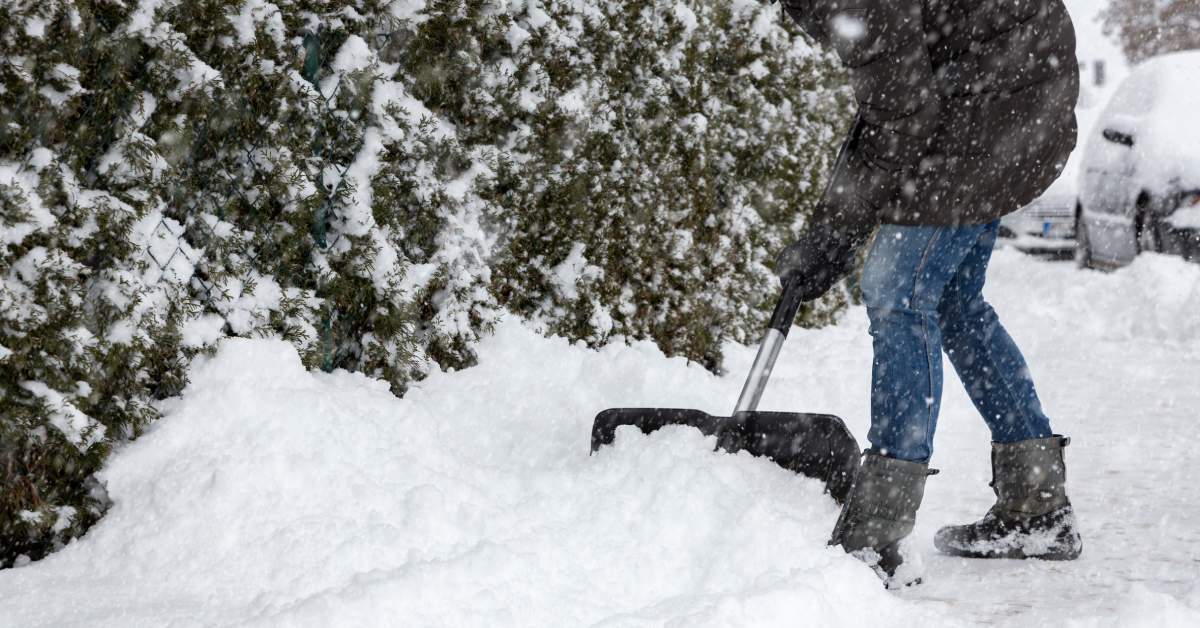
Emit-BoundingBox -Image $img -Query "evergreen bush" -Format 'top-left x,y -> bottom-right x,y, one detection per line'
474,0 -> 852,371
0,0 -> 849,566
0,0 -> 494,566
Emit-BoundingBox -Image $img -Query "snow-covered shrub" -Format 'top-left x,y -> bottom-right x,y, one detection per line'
428,0 -> 852,371
1,1 -> 189,564
0,0 -> 494,566
150,1 -> 495,386
1,0 -> 848,565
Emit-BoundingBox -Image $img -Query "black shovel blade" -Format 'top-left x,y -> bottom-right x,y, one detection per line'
591,408 -> 860,504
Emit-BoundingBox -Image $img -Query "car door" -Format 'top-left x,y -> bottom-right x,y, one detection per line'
1083,116 -> 1141,264
1080,70 -> 1157,266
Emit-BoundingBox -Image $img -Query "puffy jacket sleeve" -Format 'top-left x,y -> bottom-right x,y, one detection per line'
784,0 -> 941,230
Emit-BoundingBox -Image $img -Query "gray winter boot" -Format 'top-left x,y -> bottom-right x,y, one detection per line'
829,451 -> 935,587
934,435 -> 1082,560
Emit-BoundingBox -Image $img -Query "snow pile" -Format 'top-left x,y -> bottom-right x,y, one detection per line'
986,248 -> 1200,346
0,334 -> 940,627
2,251 -> 1199,626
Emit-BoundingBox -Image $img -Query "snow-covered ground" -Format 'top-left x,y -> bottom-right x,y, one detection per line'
2,250 -> 1199,627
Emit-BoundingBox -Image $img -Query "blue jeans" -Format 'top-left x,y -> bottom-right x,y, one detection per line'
860,221 -> 1053,462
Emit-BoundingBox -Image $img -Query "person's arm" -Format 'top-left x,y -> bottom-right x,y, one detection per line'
776,0 -> 940,296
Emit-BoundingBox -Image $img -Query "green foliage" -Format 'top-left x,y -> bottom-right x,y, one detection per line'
1,0 -> 184,567
0,0 -> 487,567
1,0 -> 849,566
470,0 -> 853,371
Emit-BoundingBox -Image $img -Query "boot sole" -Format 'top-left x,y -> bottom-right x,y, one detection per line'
934,535 -> 1082,561
934,505 -> 1082,561
935,546 -> 1082,560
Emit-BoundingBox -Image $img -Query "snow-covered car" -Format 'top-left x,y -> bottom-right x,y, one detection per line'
1075,51 -> 1200,268
998,171 -> 1077,255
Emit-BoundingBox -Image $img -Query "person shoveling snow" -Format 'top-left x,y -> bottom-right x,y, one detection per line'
773,0 -> 1085,586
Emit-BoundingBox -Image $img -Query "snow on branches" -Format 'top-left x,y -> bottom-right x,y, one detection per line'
0,0 -> 848,566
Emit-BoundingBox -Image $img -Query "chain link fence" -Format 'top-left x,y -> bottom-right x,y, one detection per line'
139,27 -> 362,372
1,5 -> 439,566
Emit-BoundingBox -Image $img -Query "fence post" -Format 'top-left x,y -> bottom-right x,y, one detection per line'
302,30 -> 337,373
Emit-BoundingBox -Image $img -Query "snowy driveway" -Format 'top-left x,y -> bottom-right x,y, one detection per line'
905,256 -> 1200,623
0,250 -> 1198,627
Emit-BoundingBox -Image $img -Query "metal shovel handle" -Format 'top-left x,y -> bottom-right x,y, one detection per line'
733,277 -> 807,413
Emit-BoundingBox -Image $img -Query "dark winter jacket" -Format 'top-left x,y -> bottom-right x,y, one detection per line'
784,0 -> 1080,228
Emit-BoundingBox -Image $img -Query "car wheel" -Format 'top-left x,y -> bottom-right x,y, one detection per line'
1132,212 -> 1161,252
1135,199 -> 1161,254
1075,206 -> 1095,269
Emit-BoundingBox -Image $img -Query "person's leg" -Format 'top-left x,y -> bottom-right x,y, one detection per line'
932,221 -> 1080,561
833,222 -> 991,584
935,221 -> 1053,442
859,223 -> 991,462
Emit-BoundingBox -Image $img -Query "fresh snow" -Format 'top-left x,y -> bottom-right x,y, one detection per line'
227,0 -> 286,47
23,16 -> 47,38
390,0 -> 428,23
126,0 -> 172,35
550,242 -> 597,300
330,34 -> 373,75
17,381 -> 105,452
672,3 -> 699,33
830,14 -> 866,41
2,251 -> 1199,626
0,161 -> 56,246
1167,206 -> 1200,231
1089,51 -> 1200,193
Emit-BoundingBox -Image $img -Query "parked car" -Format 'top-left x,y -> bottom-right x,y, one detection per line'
998,160 -> 1078,256
996,80 -> 1110,257
1075,51 -> 1200,268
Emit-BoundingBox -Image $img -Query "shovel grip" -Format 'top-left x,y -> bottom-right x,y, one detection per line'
735,279 -> 805,414
767,276 -> 806,337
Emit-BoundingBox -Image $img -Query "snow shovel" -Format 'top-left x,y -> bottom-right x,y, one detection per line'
590,276 -> 861,504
